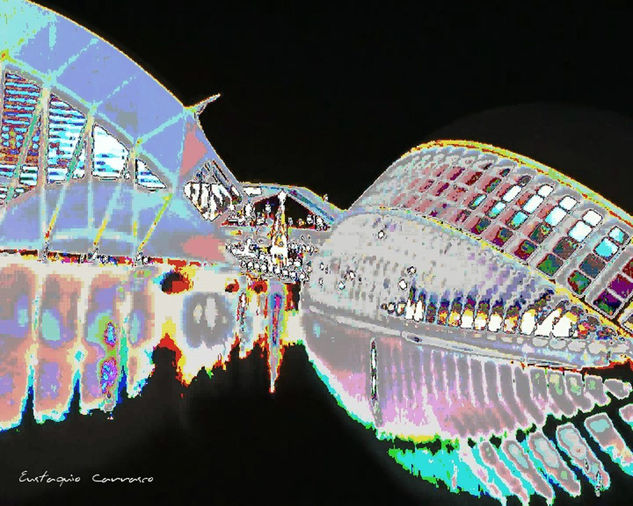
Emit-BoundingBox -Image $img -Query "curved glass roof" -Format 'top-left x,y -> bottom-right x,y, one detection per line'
0,0 -> 242,192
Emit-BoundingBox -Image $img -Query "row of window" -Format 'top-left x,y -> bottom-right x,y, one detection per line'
0,71 -> 166,202
365,145 -> 633,321
379,288 -> 613,340
473,183 -> 630,313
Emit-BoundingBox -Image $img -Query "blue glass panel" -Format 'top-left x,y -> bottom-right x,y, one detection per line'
19,165 -> 38,186
47,94 -> 86,183
508,211 -> 528,229
135,159 -> 165,190
0,72 -> 40,177
468,194 -> 485,209
92,125 -> 127,179
487,201 -> 505,218
609,227 -> 628,245
595,238 -> 618,260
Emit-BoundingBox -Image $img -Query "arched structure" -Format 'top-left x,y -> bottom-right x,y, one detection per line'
0,0 -> 247,262
353,140 -> 633,331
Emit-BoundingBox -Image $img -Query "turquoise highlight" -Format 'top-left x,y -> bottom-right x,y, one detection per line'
41,309 -> 61,342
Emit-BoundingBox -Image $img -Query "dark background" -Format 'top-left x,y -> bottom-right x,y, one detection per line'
2,1 -> 633,505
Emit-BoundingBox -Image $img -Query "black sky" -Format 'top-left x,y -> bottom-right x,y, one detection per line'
31,1 -> 633,210
4,2 -> 633,506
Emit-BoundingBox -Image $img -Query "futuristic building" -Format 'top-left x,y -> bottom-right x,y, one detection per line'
0,1 -> 336,264
0,0 -> 332,425
4,1 -> 633,505
308,140 -> 633,370
355,140 -> 633,327
0,5 -> 244,262
302,140 -> 633,502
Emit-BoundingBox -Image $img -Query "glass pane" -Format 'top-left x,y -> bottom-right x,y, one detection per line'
582,210 -> 602,226
559,196 -> 577,211
522,195 -> 543,213
487,201 -> 505,218
609,227 -> 628,245
501,184 -> 521,202
47,94 -> 86,183
19,165 -> 37,186
93,125 -> 127,179
537,185 -> 553,197
136,159 -> 165,190
0,72 -> 41,178
580,254 -> 605,278
594,238 -> 618,260
545,206 -> 566,226
468,194 -> 485,209
508,211 -> 528,229
184,180 -> 231,221
568,221 -> 592,242
568,270 -> 591,295
594,290 -> 621,315
537,253 -> 563,276
73,146 -> 86,179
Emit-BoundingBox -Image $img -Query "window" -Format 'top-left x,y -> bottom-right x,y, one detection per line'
487,201 -> 506,218
448,166 -> 465,180
594,290 -> 621,316
464,171 -> 482,185
92,125 -> 128,179
529,222 -> 552,243
433,181 -> 449,196
184,178 -> 232,222
501,184 -> 521,202
537,253 -> 563,276
135,159 -> 166,190
507,211 -> 528,229
552,237 -> 579,259
47,95 -> 87,183
569,221 -> 592,242
521,185 -> 553,214
0,72 -> 41,178
19,165 -> 37,187
514,239 -> 537,260
492,227 -> 513,247
609,274 -> 633,299
583,210 -> 602,226
594,238 -> 618,260
579,254 -> 606,278
545,207 -> 567,226
545,196 -> 577,226
74,147 -> 86,179
523,195 -> 543,213
559,197 -> 576,210
468,194 -> 485,209
538,185 -> 553,197
471,217 -> 491,234
609,227 -> 628,245
568,270 -> 591,295
484,177 -> 501,193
